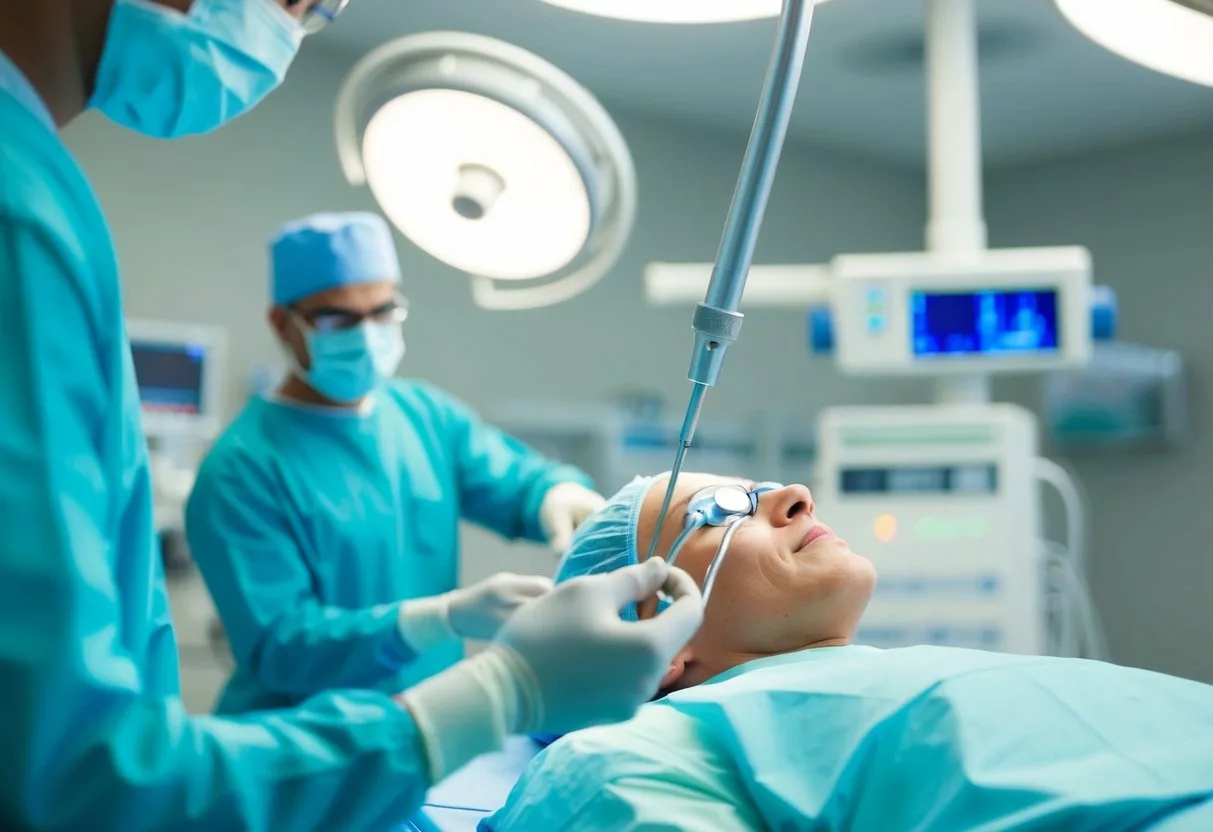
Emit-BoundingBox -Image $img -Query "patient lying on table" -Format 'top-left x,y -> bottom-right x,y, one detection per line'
482,473 -> 1213,832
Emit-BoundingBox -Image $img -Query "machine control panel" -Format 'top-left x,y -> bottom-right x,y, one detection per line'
820,247 -> 1095,376
815,403 -> 1044,655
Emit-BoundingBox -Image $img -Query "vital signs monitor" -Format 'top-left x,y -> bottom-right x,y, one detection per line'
127,319 -> 227,440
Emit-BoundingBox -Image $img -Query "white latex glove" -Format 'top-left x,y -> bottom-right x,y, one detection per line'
397,573 -> 553,653
539,482 -> 607,552
402,557 -> 704,783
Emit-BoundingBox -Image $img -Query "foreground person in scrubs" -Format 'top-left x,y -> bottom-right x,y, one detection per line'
486,473 -> 1213,831
0,2 -> 703,829
188,211 -> 607,714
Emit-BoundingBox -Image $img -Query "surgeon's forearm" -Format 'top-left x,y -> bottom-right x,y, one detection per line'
6,687 -> 431,830
424,383 -> 592,542
465,463 -> 595,544
251,601 -> 420,696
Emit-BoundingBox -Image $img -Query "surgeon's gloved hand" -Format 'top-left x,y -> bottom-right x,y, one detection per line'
396,573 -> 553,653
496,557 -> 703,733
540,482 -> 607,552
448,573 -> 554,641
401,558 -> 704,784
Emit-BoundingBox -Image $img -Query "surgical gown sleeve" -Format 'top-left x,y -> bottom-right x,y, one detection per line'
187,449 -> 420,697
403,382 -> 594,542
481,707 -> 761,832
0,205 -> 431,828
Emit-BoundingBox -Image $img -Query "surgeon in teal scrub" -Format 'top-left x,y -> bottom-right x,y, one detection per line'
187,211 -> 609,714
0,1 -> 704,829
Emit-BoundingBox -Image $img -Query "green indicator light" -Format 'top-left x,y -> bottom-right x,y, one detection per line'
964,514 -> 989,539
913,516 -> 990,541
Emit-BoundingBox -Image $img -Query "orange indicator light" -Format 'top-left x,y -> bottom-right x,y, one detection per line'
874,514 -> 898,543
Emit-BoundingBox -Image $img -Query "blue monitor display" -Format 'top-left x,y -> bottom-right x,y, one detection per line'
911,288 -> 1060,357
131,343 -> 205,414
840,464 -> 998,496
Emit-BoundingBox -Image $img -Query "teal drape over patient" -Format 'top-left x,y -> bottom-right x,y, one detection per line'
485,645 -> 1213,831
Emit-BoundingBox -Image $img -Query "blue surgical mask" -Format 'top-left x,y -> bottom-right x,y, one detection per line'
295,322 -> 405,403
90,0 -> 303,139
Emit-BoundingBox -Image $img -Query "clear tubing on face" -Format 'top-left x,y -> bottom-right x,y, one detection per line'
701,515 -> 748,606
664,519 -> 699,571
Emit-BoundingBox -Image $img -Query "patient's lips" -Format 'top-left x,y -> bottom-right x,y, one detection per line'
797,522 -> 836,553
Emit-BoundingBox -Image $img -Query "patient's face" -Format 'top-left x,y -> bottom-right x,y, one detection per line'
636,474 -> 876,689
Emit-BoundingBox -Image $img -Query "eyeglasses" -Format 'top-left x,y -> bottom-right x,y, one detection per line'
286,0 -> 352,34
292,293 -> 409,333
663,482 -> 782,606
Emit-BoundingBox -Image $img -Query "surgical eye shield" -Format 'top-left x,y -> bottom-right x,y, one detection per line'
659,482 -> 781,607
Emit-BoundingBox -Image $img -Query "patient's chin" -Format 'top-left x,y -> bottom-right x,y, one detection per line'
796,535 -> 855,563
653,684 -> 681,701
676,658 -> 737,689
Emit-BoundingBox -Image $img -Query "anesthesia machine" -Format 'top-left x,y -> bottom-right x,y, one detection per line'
810,249 -> 1116,657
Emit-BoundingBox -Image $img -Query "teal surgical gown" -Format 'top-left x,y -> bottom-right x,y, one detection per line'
0,65 -> 439,830
486,645 -> 1213,831
185,383 -> 589,715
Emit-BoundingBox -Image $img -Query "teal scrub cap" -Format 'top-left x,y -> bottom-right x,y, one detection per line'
270,212 -> 402,306
553,474 -> 663,621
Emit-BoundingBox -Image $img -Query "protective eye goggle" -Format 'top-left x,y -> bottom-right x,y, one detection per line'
661,482 -> 782,607
291,293 -> 409,333
286,0 -> 351,34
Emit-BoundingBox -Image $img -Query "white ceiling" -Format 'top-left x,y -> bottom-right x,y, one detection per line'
313,0 -> 1213,168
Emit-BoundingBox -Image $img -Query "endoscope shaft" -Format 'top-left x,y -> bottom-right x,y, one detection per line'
653,0 -> 816,565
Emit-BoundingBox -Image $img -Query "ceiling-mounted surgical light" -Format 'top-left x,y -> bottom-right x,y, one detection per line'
1056,0 -> 1213,87
335,32 -> 637,310
537,0 -> 830,24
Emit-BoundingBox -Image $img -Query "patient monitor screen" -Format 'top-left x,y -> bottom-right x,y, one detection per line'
911,288 -> 1060,357
840,464 -> 998,496
131,342 -> 206,415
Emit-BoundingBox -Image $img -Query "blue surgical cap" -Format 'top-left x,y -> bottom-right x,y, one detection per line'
270,212 -> 402,306
553,474 -> 662,621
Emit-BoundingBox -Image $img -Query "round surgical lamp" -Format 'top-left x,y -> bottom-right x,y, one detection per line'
1056,0 -> 1213,87
335,32 -> 637,310
535,0 -> 830,25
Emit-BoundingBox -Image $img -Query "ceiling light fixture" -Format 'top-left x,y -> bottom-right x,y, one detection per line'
536,0 -> 830,25
335,32 -> 636,310
1056,0 -> 1213,87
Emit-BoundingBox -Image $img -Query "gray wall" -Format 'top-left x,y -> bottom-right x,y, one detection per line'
988,130 -> 1213,683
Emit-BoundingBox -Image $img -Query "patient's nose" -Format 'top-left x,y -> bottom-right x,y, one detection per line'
764,484 -> 814,527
